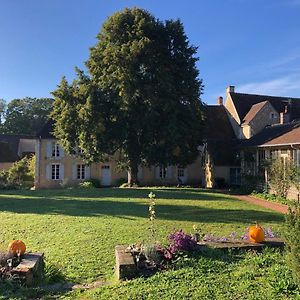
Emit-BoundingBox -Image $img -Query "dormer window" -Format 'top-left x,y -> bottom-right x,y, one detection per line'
270,112 -> 275,120
52,143 -> 60,157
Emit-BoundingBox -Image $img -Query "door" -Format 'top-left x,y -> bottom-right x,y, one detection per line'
177,167 -> 187,184
101,165 -> 111,186
230,168 -> 241,186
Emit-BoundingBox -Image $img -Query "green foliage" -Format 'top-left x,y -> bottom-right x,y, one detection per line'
284,200 -> 300,287
251,191 -> 292,205
240,174 -> 262,194
79,178 -> 101,188
51,8 -> 204,185
78,181 -> 94,189
6,156 -> 34,188
268,158 -> 299,198
115,177 -> 127,187
44,262 -> 66,284
0,97 -> 53,135
0,98 -> 5,126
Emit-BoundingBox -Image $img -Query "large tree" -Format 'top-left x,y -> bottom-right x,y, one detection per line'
51,8 -> 204,185
1,97 -> 53,135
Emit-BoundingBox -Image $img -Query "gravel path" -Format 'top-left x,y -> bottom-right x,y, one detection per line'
231,194 -> 289,214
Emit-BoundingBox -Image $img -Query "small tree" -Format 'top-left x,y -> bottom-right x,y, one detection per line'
268,158 -> 299,198
7,156 -> 34,186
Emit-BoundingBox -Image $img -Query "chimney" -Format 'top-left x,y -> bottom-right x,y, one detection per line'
217,96 -> 223,106
226,85 -> 235,94
280,109 -> 290,124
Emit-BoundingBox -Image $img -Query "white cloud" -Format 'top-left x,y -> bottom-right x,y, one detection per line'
237,75 -> 300,97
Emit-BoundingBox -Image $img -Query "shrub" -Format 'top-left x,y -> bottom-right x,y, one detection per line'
284,200 -> 300,287
79,178 -> 101,188
88,178 -> 101,188
115,177 -> 127,187
1,156 -> 35,189
78,181 -> 94,189
269,158 -> 298,198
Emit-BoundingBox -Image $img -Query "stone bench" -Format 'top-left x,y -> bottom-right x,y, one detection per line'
115,238 -> 284,280
115,246 -> 137,280
11,252 -> 44,286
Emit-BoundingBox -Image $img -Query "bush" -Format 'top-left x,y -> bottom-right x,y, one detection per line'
87,178 -> 101,188
115,177 -> 128,187
284,200 -> 300,287
78,178 -> 101,189
0,156 -> 35,189
269,158 -> 298,198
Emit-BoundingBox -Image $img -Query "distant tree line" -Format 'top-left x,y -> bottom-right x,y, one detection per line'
0,97 -> 53,135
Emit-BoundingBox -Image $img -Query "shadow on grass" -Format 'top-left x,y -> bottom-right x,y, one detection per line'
0,193 -> 284,224
0,187 -> 233,202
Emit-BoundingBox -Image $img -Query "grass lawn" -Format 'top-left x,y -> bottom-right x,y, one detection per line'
0,187 -> 296,299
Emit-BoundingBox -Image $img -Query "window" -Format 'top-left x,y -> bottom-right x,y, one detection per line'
294,150 -> 300,166
258,150 -> 265,166
51,143 -> 60,157
270,150 -> 278,160
77,164 -> 85,180
102,165 -> 110,169
177,167 -> 185,178
159,166 -> 167,179
270,112 -> 275,120
51,164 -> 60,180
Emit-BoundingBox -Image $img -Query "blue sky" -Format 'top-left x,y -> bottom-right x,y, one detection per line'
0,0 -> 300,104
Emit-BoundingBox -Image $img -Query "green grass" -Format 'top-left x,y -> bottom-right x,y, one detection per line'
0,187 -> 292,299
251,191 -> 293,206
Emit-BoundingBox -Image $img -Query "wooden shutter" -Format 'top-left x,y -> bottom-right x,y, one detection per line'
72,164 -> 77,180
85,165 -> 91,179
60,145 -> 64,157
166,166 -> 173,179
46,142 -> 52,158
60,164 -> 64,180
46,164 -> 51,180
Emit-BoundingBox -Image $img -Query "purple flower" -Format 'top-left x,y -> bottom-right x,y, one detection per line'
167,229 -> 198,254
229,232 -> 237,239
263,226 -> 276,238
241,227 -> 249,240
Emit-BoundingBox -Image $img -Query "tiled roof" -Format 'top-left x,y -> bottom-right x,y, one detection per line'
230,92 -> 300,122
242,101 -> 269,125
241,121 -> 300,148
204,105 -> 239,166
0,141 -> 19,162
203,105 -> 236,140
0,134 -> 34,158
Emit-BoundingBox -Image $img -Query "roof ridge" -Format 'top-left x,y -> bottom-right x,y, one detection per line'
232,92 -> 300,100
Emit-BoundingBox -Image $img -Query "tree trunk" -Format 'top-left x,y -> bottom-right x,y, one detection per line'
128,159 -> 139,186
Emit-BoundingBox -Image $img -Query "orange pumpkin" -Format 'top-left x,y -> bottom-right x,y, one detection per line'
8,240 -> 26,255
248,224 -> 265,243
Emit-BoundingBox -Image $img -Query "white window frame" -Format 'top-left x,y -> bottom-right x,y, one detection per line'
77,164 -> 86,180
51,164 -> 60,180
159,166 -> 167,179
177,167 -> 185,178
51,142 -> 60,158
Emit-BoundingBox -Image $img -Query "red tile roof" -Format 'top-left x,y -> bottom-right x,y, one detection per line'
230,92 -> 300,122
242,101 -> 269,125
241,121 -> 300,147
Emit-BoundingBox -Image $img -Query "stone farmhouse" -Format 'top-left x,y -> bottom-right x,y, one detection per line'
224,86 -> 300,199
32,85 -> 300,192
34,102 -> 239,189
